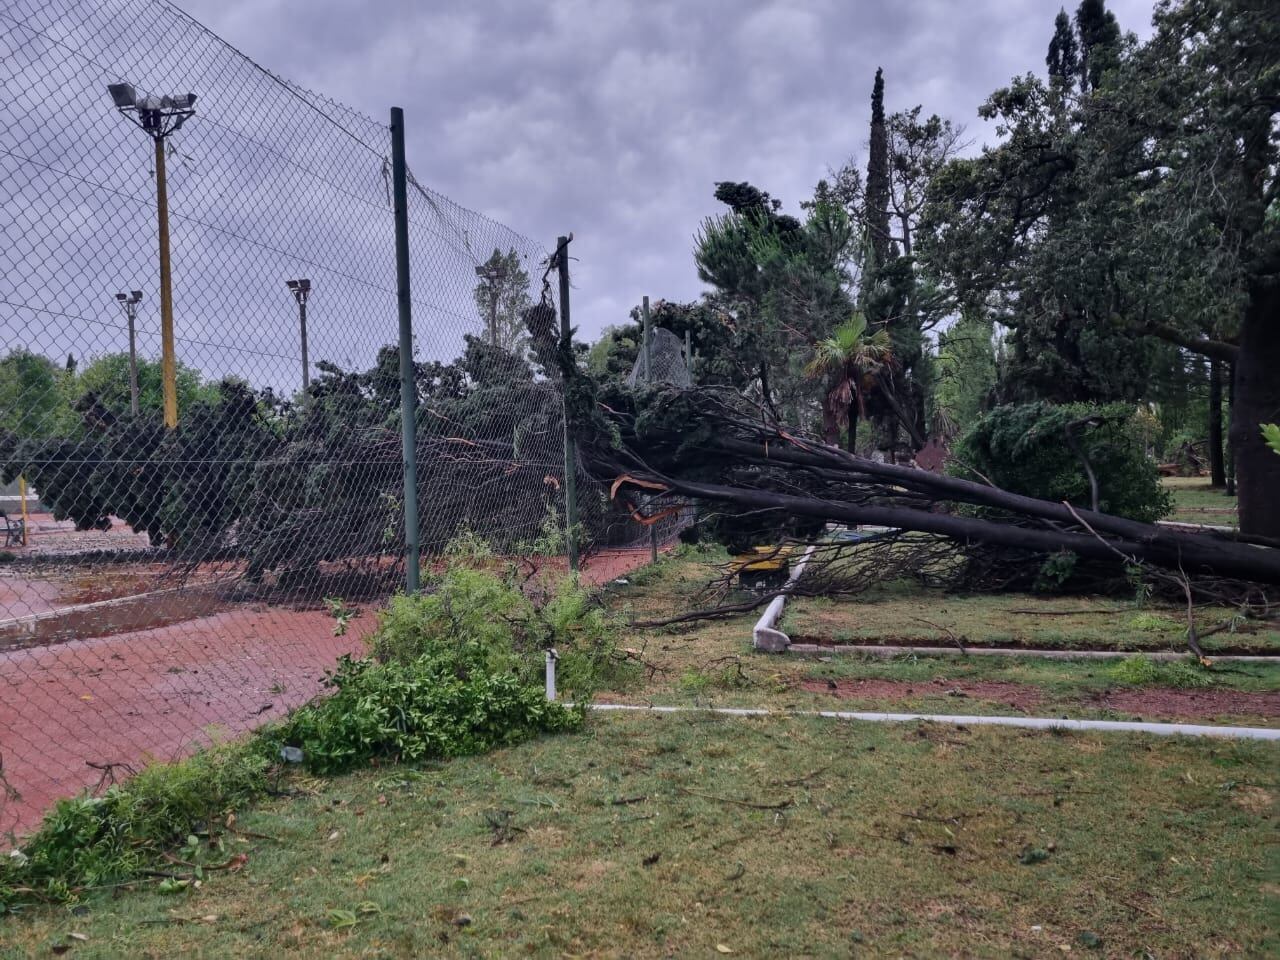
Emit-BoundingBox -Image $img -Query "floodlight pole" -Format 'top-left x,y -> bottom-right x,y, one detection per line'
298,291 -> 309,395
115,291 -> 142,415
153,137 -> 178,428
126,299 -> 139,415
286,279 -> 312,402
107,84 -> 195,428
390,107 -> 420,594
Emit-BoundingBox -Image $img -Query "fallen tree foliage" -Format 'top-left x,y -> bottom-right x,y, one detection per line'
527,313 -> 1280,593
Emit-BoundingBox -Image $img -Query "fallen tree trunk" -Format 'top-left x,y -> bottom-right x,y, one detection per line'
523,311 -> 1280,587
641,473 -> 1280,585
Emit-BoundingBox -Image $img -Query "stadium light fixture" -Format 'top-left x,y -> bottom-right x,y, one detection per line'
107,82 -> 137,109
106,81 -> 198,427
286,279 -> 313,399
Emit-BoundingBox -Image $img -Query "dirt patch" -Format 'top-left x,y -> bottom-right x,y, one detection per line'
1228,786 -> 1275,816
801,677 -> 1045,712
1091,688 -> 1280,721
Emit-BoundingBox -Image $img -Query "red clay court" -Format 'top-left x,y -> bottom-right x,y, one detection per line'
0,519 -> 661,839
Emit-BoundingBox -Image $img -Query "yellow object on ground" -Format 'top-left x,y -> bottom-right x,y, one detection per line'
734,545 -> 794,572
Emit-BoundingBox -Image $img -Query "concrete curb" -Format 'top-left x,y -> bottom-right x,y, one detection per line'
786,643 -> 1279,663
584,702 -> 1280,741
0,580 -> 229,650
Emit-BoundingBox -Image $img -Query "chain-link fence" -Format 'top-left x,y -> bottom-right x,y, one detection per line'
0,0 -> 683,840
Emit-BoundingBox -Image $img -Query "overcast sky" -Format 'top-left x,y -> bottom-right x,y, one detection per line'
173,0 -> 1157,343
2,0 -> 1158,394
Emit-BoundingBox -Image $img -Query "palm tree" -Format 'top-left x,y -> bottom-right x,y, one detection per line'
804,313 -> 894,452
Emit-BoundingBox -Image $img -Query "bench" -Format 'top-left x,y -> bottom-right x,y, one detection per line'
1,510 -> 25,547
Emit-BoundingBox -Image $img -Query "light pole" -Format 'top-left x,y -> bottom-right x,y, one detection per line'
114,290 -> 143,415
285,278 -> 312,401
474,260 -> 508,347
107,82 -> 196,429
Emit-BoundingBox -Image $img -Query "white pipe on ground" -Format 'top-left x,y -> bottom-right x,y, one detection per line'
582,702 -> 1280,741
752,543 -> 818,652
545,648 -> 558,702
786,643 -> 1278,663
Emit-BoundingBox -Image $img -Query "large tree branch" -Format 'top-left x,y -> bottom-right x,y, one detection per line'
619,472 -> 1280,585
1137,319 -> 1239,363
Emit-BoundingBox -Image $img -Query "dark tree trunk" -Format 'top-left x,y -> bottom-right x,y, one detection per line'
759,363 -> 778,421
820,401 -> 839,446
659,472 -> 1280,585
1229,283 -> 1280,537
846,405 -> 858,453
1208,359 -> 1226,487
1226,363 -> 1236,496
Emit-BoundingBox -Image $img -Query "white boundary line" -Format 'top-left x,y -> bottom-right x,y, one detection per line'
582,702 -> 1280,741
786,643 -> 1278,663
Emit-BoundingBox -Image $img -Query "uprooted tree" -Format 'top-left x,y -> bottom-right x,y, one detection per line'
527,303 -> 1280,614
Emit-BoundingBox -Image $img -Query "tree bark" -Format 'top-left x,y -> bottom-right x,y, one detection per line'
1225,362 -> 1236,496
647,473 -> 1280,585
1139,320 -> 1238,363
1208,359 -> 1225,488
1230,281 -> 1280,538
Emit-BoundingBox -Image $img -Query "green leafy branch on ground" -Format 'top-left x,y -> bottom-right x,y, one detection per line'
0,536 -> 625,912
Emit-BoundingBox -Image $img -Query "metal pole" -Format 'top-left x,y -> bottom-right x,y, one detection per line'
545,649 -> 558,702
1225,361 -> 1236,497
125,301 -> 140,416
391,107 -> 420,594
641,295 -> 652,382
18,476 -> 29,546
488,286 -> 499,348
557,235 -> 579,574
154,137 -> 178,428
298,295 -> 310,397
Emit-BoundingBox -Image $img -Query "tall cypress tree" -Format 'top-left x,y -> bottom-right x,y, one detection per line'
1075,0 -> 1120,92
864,68 -> 891,270
1046,8 -> 1079,90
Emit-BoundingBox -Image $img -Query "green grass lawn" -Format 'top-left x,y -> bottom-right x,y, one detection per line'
1163,476 -> 1238,527
4,546 -> 1277,957
3,713 -> 1276,959
601,549 -> 1280,726
781,589 -> 1280,655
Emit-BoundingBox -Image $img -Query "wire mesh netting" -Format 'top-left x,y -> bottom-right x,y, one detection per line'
626,327 -> 694,389
0,0 -> 679,840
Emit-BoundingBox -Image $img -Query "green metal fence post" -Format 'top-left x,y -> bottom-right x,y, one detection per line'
640,296 -> 659,564
641,295 -> 652,382
556,236 -> 580,575
390,107 -> 420,594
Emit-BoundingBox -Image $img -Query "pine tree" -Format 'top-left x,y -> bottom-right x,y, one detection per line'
1046,8 -> 1079,90
864,68 -> 891,270
1075,0 -> 1120,91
